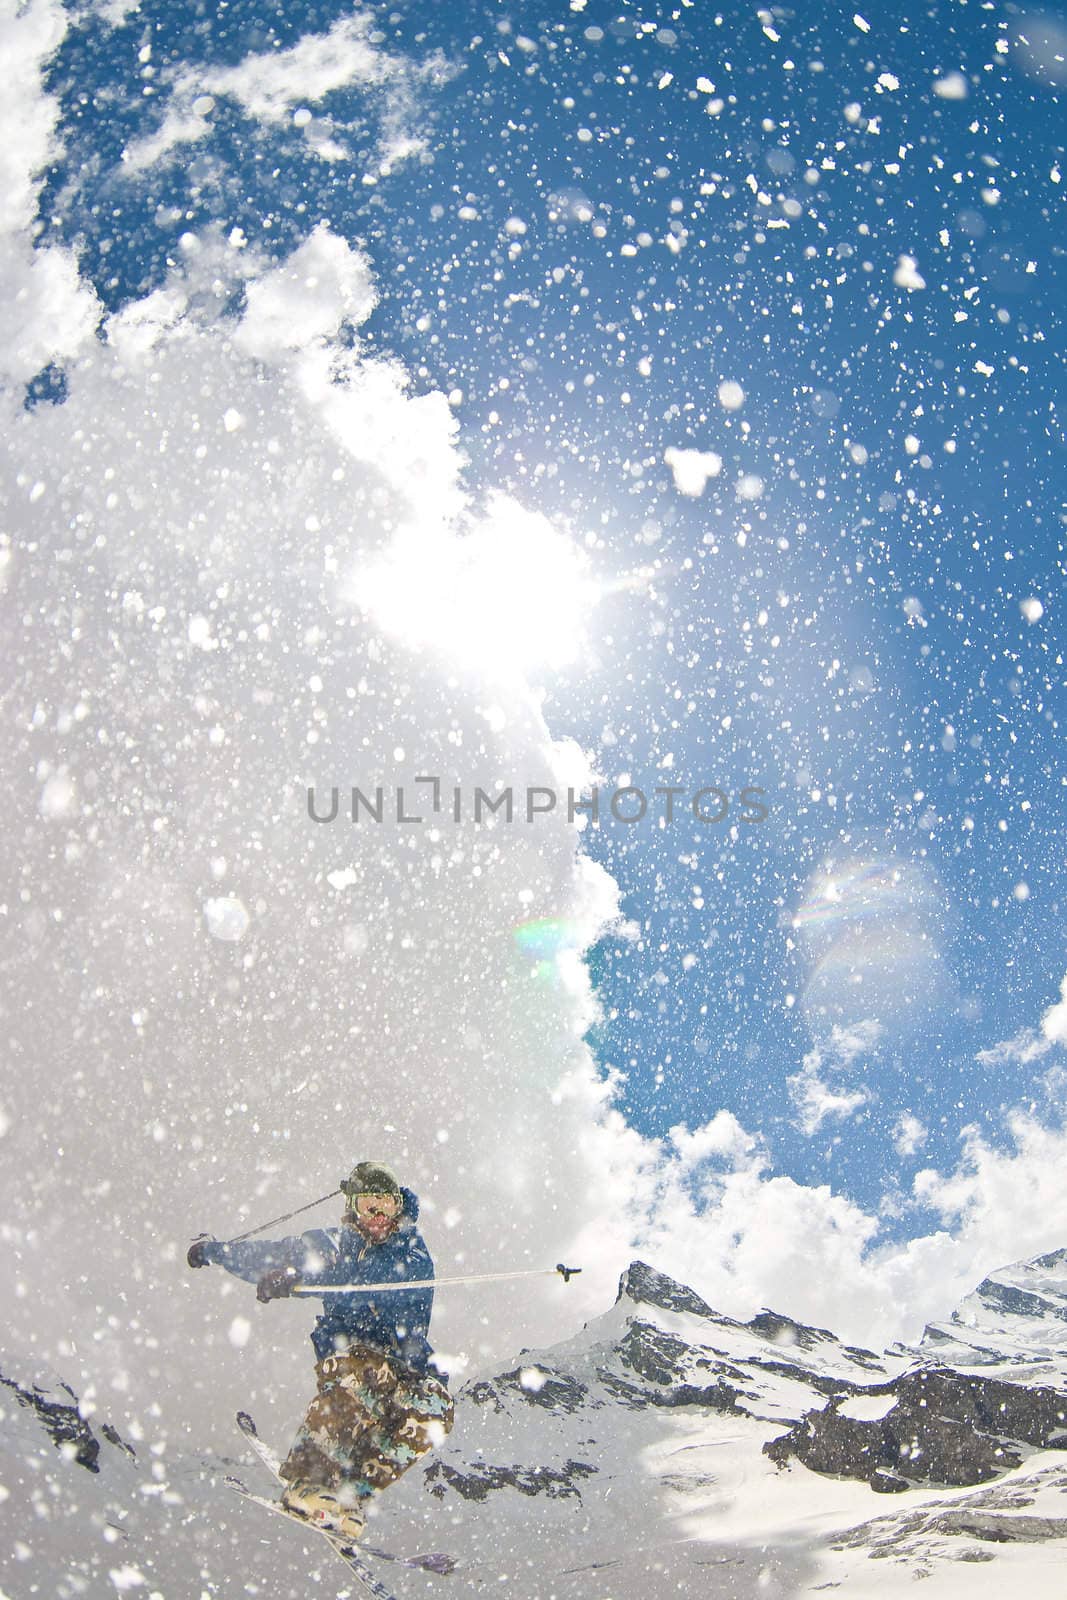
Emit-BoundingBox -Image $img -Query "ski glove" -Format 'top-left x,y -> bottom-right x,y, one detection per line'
257,1265 -> 300,1303
187,1238 -> 215,1269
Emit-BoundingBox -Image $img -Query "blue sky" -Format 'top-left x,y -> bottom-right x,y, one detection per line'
38,0 -> 1066,1232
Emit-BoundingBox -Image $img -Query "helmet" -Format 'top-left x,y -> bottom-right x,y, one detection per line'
340,1161 -> 402,1207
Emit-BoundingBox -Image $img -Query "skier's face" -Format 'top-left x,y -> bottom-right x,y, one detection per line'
347,1192 -> 401,1243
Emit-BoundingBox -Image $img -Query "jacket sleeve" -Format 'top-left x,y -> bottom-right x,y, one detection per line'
202,1231 -> 328,1285
391,1233 -> 435,1369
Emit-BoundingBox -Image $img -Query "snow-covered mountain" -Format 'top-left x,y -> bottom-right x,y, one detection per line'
4,1253 -> 1067,1599
912,1246 -> 1067,1378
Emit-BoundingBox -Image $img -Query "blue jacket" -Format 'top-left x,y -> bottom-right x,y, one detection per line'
202,1187 -> 441,1376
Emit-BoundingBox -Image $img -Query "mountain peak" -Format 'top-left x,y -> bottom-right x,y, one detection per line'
615,1259 -> 717,1319
917,1243 -> 1067,1370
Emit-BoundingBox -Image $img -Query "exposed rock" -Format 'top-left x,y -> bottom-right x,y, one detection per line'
423,1457 -> 597,1502
0,1367 -> 102,1472
470,1367 -> 592,1414
929,1511 -> 1067,1542
765,1364 -> 1067,1488
830,1461 -> 1067,1563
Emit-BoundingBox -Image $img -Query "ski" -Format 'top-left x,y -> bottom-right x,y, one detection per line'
236,1409 -> 283,1475
234,1411 -> 457,1576
226,1472 -> 400,1600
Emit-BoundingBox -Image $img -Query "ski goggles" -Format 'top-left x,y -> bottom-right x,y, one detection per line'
346,1193 -> 401,1219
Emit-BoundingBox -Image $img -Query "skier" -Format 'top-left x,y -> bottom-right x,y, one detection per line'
187,1160 -> 454,1541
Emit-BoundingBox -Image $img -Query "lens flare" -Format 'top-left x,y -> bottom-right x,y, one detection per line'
793,856 -> 950,1037
512,917 -> 583,982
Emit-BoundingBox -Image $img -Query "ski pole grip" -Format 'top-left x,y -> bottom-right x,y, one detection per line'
556,1263 -> 582,1283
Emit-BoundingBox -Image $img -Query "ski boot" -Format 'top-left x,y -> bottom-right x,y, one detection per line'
281,1480 -> 366,1542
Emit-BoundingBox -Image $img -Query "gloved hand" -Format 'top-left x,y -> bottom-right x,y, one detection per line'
257,1266 -> 299,1303
187,1237 -> 215,1269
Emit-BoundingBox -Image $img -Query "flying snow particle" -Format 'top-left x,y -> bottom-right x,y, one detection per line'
853,14 -> 870,31
223,408 -> 244,433
203,897 -> 251,942
1013,883 -> 1031,901
736,473 -> 764,501
1020,598 -> 1044,622
39,771 -> 76,819
893,255 -> 926,290
718,379 -> 745,411
229,1316 -> 252,1348
663,446 -> 722,496
108,1569 -> 146,1592
933,72 -> 968,99
519,1366 -> 547,1391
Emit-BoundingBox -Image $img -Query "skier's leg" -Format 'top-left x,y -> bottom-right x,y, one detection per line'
279,1349 -> 453,1529
279,1352 -> 396,1538
348,1369 -> 454,1492
280,1348 -> 406,1490
279,1354 -> 383,1488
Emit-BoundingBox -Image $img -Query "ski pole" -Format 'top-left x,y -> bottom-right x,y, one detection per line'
221,1188 -> 343,1245
291,1263 -> 583,1296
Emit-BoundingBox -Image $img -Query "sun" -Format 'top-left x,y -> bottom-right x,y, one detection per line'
348,493 -> 599,675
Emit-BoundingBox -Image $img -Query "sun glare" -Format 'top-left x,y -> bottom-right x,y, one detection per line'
350,496 -> 598,674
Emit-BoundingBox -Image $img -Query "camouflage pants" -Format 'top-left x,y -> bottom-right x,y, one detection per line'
279,1345 -> 454,1498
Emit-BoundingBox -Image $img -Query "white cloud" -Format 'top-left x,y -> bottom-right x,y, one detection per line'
570,1097 -> 1067,1354
122,14 -> 451,174
233,225 -> 378,359
786,1020 -> 881,1135
788,1062 -> 869,1136
976,1025 -> 1052,1066
1040,970 -> 1067,1045
0,0 -> 99,386
976,970 -> 1067,1064
893,1112 -> 927,1157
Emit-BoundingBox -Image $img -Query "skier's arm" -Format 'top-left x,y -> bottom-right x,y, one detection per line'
392,1234 -> 435,1368
190,1232 -> 318,1285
